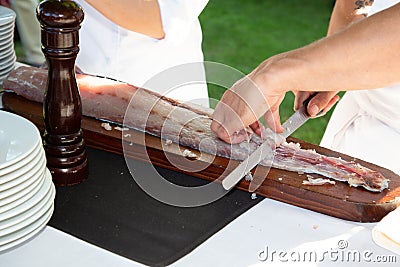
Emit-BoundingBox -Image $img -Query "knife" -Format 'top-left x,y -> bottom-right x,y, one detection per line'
221,96 -> 314,191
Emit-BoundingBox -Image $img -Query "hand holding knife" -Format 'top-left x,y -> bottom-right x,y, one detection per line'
221,94 -> 317,191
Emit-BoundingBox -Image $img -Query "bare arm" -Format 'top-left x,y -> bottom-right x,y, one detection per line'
328,0 -> 371,35
294,0 -> 370,112
86,0 -> 165,39
211,3 -> 400,143
279,4 -> 400,92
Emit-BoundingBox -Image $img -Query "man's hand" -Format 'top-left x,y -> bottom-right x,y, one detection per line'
211,69 -> 285,144
294,91 -> 340,117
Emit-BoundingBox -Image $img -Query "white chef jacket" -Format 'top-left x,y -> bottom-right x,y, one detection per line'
74,0 -> 209,107
320,0 -> 400,175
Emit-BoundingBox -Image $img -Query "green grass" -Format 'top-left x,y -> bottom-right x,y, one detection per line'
200,0 -> 335,144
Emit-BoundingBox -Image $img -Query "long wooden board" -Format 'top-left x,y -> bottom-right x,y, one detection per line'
2,92 -> 400,222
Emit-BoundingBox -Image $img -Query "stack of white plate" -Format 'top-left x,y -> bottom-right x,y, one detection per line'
0,110 -> 55,252
0,6 -> 16,84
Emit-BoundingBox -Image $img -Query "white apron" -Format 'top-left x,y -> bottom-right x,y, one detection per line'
74,0 -> 209,107
320,0 -> 400,174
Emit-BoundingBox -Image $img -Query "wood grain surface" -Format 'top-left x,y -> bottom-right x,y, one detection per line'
2,92 -> 400,222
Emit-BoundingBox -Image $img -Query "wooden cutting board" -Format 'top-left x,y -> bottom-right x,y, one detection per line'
2,92 -> 400,222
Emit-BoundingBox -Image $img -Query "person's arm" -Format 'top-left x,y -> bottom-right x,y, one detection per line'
293,0 -> 372,113
211,3 -> 400,144
327,0 -> 371,35
86,0 -> 165,39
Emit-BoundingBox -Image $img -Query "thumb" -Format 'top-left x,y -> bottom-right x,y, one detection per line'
307,92 -> 340,117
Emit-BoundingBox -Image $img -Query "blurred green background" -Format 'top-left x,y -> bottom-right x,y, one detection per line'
199,0 -> 336,144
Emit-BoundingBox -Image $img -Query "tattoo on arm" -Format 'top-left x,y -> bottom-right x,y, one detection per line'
355,0 -> 375,17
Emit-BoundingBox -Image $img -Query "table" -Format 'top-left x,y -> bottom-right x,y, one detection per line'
1,197 -> 398,266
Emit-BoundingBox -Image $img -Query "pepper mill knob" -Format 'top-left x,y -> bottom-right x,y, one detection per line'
37,0 -> 88,185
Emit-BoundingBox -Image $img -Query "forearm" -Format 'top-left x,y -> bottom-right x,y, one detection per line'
85,0 -> 165,39
327,0 -> 369,35
212,2 -> 400,141
267,3 -> 400,94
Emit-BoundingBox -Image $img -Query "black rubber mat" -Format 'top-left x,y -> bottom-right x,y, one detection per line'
49,148 -> 263,266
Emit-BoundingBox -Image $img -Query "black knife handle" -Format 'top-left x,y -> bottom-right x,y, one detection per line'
302,92 -> 322,116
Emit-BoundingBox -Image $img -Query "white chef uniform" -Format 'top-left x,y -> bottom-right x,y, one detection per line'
320,0 -> 400,175
74,0 -> 209,107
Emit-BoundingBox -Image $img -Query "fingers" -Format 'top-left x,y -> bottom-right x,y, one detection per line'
263,94 -> 285,133
211,89 -> 258,144
211,71 -> 287,143
319,94 -> 340,116
294,91 -> 314,111
212,91 -> 255,131
264,108 -> 284,133
249,121 -> 265,137
294,91 -> 340,117
210,120 -> 231,143
211,76 -> 270,143
210,120 -> 249,144
306,91 -> 340,117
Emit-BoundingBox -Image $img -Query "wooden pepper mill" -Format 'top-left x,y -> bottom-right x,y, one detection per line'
37,0 -> 88,185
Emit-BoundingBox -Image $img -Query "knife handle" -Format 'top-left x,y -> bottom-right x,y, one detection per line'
302,93 -> 323,117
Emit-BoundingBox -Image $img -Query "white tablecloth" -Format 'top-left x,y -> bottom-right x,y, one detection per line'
1,198 -> 398,267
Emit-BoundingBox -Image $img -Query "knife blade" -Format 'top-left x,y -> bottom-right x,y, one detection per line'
221,99 -> 312,191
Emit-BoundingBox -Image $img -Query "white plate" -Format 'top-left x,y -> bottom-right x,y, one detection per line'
0,7 -> 15,27
0,152 -> 46,192
0,170 -> 51,222
0,22 -> 15,33
0,53 -> 15,68
0,46 -> 14,61
0,36 -> 12,47
0,111 -> 42,170
0,42 -> 13,54
0,203 -> 54,249
0,52 -> 14,69
0,51 -> 15,63
0,64 -> 14,79
0,205 -> 54,252
0,26 -> 14,38
0,155 -> 46,200
0,173 -> 44,214
0,20 -> 14,31
0,143 -> 42,180
0,180 -> 54,232
0,48 -> 13,61
0,26 -> 13,37
0,29 -> 12,40
0,58 -> 15,76
0,149 -> 44,188
0,49 -> 15,59
0,29 -> 12,39
0,141 -> 42,179
0,73 -> 11,84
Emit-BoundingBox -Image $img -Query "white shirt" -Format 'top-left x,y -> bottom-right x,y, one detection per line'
75,0 -> 209,107
320,0 -> 400,174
